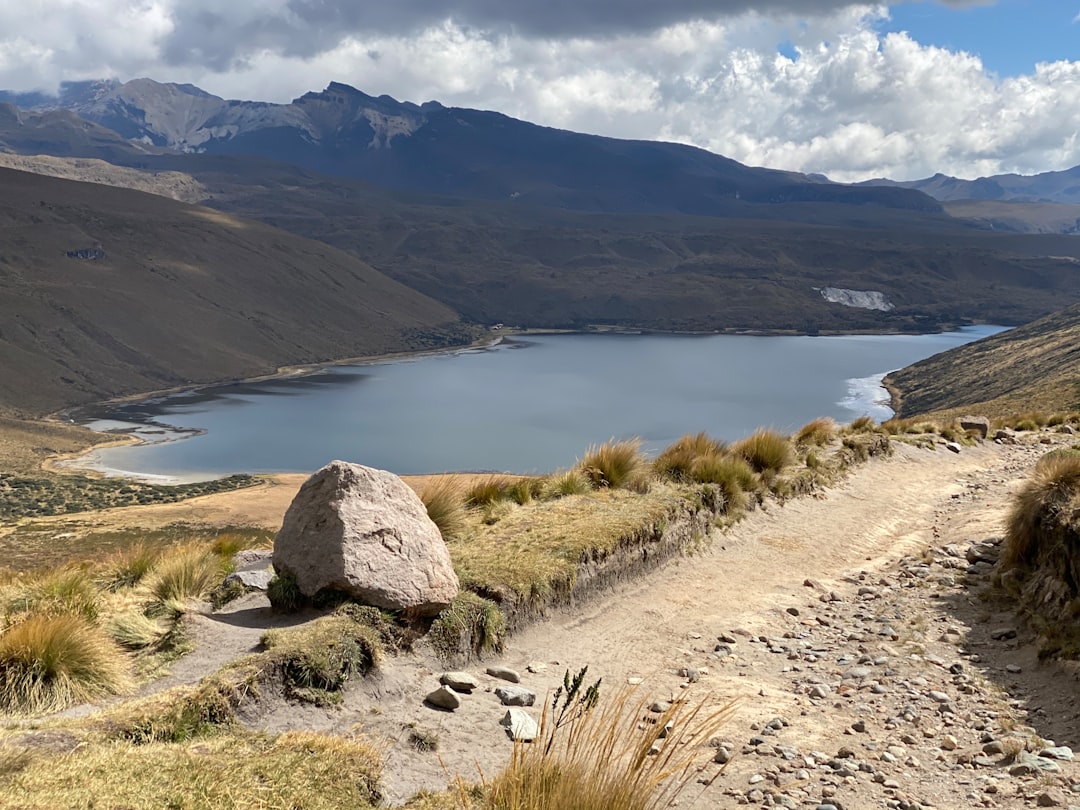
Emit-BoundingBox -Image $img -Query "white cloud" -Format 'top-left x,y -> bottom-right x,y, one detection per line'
1,2 -> 1079,181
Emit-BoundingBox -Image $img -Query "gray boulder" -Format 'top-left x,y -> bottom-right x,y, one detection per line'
500,708 -> 538,741
273,461 -> 459,616
959,415 -> 990,439
495,686 -> 537,706
425,685 -> 462,711
224,569 -> 274,590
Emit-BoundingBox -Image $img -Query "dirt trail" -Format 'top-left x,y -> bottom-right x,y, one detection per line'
76,437 -> 1078,806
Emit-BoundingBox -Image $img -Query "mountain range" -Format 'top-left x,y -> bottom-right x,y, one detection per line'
2,77 -> 1080,416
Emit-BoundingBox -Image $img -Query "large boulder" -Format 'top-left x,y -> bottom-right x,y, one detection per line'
273,461 -> 459,615
959,415 -> 990,439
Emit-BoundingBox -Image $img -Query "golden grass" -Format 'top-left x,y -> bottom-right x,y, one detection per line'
480,688 -> 733,810
101,542 -> 162,592
420,476 -> 469,540
144,546 -> 225,615
795,417 -> 837,447
689,453 -> 754,514
107,611 -> 168,651
1002,453 -> 1080,570
542,469 -> 590,498
0,614 -> 131,714
449,487 -> 680,602
0,731 -> 383,809
4,567 -> 100,624
731,429 -> 793,474
652,433 -> 726,483
579,439 -> 647,491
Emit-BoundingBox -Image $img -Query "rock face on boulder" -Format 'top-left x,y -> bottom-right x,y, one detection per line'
273,461 -> 459,615
959,415 -> 990,439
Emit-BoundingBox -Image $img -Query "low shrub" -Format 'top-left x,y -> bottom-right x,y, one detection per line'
731,429 -> 793,475
419,477 -> 468,540
429,591 -> 507,661
795,417 -> 836,447
267,572 -> 304,612
1002,453 -> 1080,569
261,614 -> 381,704
0,614 -> 130,714
579,439 -> 646,491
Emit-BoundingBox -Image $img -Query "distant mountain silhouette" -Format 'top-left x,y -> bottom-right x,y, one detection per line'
861,166 -> 1080,205
2,78 -> 940,216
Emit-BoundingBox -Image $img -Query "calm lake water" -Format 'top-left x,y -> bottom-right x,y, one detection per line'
69,327 -> 1005,480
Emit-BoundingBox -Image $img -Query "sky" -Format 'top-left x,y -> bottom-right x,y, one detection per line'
0,1 -> 1077,182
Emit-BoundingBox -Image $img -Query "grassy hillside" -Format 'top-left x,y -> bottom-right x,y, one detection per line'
0,167 -> 471,417
885,303 -> 1080,418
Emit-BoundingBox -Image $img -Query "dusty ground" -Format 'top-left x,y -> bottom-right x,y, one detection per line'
20,436 -> 1080,807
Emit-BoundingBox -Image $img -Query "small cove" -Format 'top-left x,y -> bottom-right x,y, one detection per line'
67,327 -> 1005,480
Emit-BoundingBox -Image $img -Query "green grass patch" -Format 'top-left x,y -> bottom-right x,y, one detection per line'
0,473 -> 258,521
429,592 -> 507,661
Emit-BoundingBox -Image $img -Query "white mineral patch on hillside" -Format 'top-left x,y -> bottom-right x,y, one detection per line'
818,287 -> 894,311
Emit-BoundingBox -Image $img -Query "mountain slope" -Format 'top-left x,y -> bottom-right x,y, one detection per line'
885,302 -> 1080,418
7,78 -> 940,217
0,167 -> 469,416
865,166 -> 1080,205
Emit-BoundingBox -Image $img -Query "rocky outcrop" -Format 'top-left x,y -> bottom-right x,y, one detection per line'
273,460 -> 459,616
960,415 -> 990,439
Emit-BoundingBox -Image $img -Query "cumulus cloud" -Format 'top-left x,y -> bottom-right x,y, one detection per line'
1,1 -> 1079,182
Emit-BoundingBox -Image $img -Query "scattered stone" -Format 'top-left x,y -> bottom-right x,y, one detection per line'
786,607 -> 800,616
526,661 -> 548,674
713,747 -> 732,764
495,686 -> 537,707
1037,789 -> 1066,807
1005,664 -> 1022,674
941,735 -> 958,751
944,441 -> 962,454
649,700 -> 673,713
500,708 -> 538,742
990,627 -> 1017,641
223,569 -> 273,590
486,666 -> 521,683
273,461 -> 459,614
809,684 -> 831,699
959,416 -> 990,439
425,686 -> 461,711
439,671 -> 480,693
1010,752 -> 1062,776
231,548 -> 274,569
928,691 -> 950,703
1039,746 -> 1075,761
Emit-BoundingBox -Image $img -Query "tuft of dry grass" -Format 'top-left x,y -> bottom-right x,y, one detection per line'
795,417 -> 837,447
731,429 -> 793,475
480,685 -> 733,810
846,415 -> 877,433
100,542 -> 161,592
429,591 -> 507,661
579,439 -> 647,491
420,476 -> 469,540
652,433 -> 725,483
144,546 -> 224,615
107,611 -> 168,651
466,477 -> 516,508
0,731 -> 383,809
1002,453 -> 1080,570
0,614 -> 131,714
689,453 -> 754,514
542,469 -> 590,498
5,567 -> 100,624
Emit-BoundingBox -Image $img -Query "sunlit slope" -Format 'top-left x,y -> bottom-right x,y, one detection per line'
886,303 -> 1080,418
0,167 -> 468,415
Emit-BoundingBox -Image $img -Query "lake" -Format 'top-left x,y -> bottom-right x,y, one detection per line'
68,326 -> 1005,480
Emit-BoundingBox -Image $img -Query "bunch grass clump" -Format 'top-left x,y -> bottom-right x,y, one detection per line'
466,477 -> 516,508
689,453 -> 754,514
543,469 -> 590,498
430,591 -> 507,661
579,439 -> 647,491
100,542 -> 161,592
420,477 -> 469,540
846,415 -> 877,433
144,546 -> 224,615
652,433 -> 725,483
0,614 -> 130,714
6,567 -> 100,624
107,611 -> 168,651
1002,452 -> 1080,570
795,417 -> 836,447
731,429 -> 793,475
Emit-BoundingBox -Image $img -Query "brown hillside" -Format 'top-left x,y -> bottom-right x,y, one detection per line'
886,303 -> 1080,417
0,167 -> 469,417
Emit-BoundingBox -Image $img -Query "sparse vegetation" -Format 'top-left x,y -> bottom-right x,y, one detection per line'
0,473 -> 258,520
267,571 -> 304,612
144,546 -> 224,616
1001,453 -> 1080,570
543,469 -> 590,498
